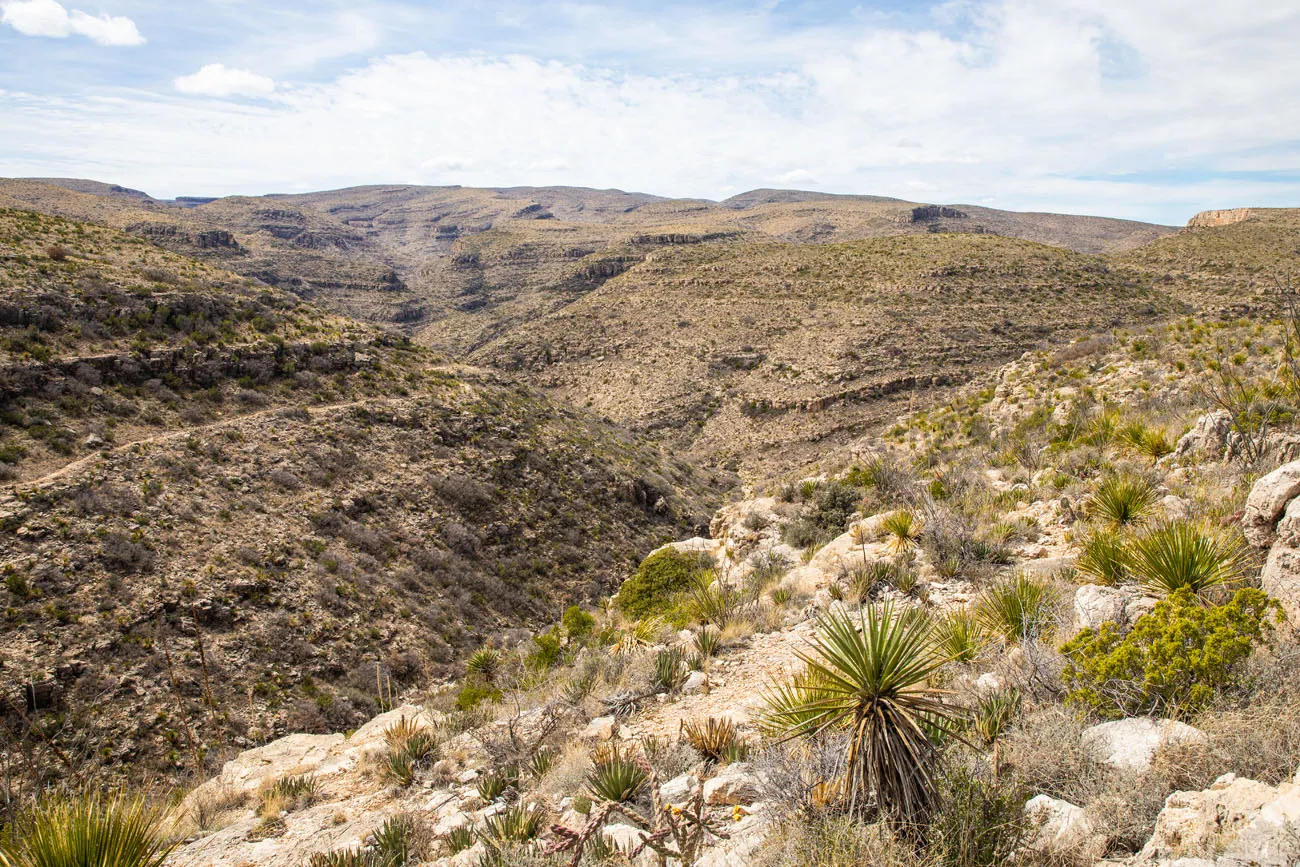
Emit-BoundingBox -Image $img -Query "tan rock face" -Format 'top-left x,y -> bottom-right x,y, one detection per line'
1243,461 -> 1300,621
1242,460 -> 1300,550
1138,772 -> 1300,866
1186,208 -> 1253,228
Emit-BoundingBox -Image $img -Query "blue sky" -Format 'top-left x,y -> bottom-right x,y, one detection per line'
2,0 -> 1299,224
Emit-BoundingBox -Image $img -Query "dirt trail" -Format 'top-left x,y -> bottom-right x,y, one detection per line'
6,399 -> 367,492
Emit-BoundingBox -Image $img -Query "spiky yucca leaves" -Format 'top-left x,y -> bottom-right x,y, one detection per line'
1076,528 -> 1131,585
1085,474 -> 1159,528
466,647 -> 502,682
681,717 -> 745,765
652,647 -> 688,693
975,573 -> 1060,643
688,572 -> 745,627
880,511 -> 923,555
476,767 -> 519,803
761,603 -> 963,821
931,609 -> 986,664
968,689 -> 1021,748
694,625 -> 721,660
0,790 -> 178,867
1127,521 -> 1249,598
1119,422 -> 1176,463
847,559 -> 897,601
586,744 -> 648,804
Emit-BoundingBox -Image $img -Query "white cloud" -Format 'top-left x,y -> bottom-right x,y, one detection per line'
3,0 -> 1300,223
0,0 -> 143,45
174,64 -> 276,98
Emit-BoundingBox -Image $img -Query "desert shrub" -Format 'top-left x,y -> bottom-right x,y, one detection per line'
618,548 -> 711,620
783,481 -> 863,549
1085,473 -> 1158,528
100,532 -> 155,574
1125,521 -> 1249,598
975,573 -> 1060,643
1075,528 -> 1130,585
927,762 -> 1030,867
455,681 -> 501,711
0,789 -> 177,867
1061,587 -> 1281,719
756,813 -> 917,867
562,605 -> 595,639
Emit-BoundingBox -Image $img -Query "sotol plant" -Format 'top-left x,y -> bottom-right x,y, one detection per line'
1085,473 -> 1159,528
761,603 -> 963,821
975,573 -> 1060,643
0,790 -> 178,867
1126,521 -> 1249,598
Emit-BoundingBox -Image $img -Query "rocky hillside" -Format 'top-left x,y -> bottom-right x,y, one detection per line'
0,209 -> 732,793
139,310 -> 1300,867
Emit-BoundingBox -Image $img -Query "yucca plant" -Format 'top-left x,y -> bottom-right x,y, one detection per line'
694,625 -> 721,660
585,745 -> 647,804
891,563 -> 920,596
771,585 -> 793,606
482,802 -> 546,845
880,510 -> 923,555
467,647 -> 502,682
681,717 -> 746,765
688,573 -> 743,627
975,573 -> 1059,643
931,609 -> 985,664
385,750 -> 418,787
1126,521 -> 1248,598
968,688 -> 1021,748
652,647 -> 688,693
1082,406 -> 1122,447
760,603 -> 964,821
0,789 -> 178,867
1085,473 -> 1159,528
1076,528 -> 1130,585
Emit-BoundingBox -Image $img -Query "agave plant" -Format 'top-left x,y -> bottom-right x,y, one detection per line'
1126,521 -> 1248,598
848,559 -> 897,601
585,744 -> 647,804
968,688 -> 1021,748
880,510 -> 923,555
975,572 -> 1060,643
528,746 -> 556,780
761,603 -> 963,821
482,802 -> 546,845
681,716 -> 745,765
476,767 -> 519,803
0,789 -> 178,867
440,825 -> 476,856
1076,527 -> 1131,585
1085,474 -> 1159,528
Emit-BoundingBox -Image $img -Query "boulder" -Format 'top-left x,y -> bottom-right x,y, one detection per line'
659,773 -> 699,806
681,670 -> 710,695
1081,718 -> 1207,772
1174,410 -> 1232,460
1260,496 -> 1300,622
192,732 -> 344,800
1139,773 -> 1283,862
580,716 -> 617,741
1073,584 -> 1131,632
1243,460 -> 1300,549
1024,794 -> 1101,858
703,764 -> 763,806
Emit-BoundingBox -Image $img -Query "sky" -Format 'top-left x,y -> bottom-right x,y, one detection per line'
1,1 -> 1299,225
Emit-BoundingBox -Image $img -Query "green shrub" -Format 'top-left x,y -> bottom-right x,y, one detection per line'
618,548 -> 711,620
455,681 -> 501,711
562,605 -> 595,639
1061,587 -> 1281,719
